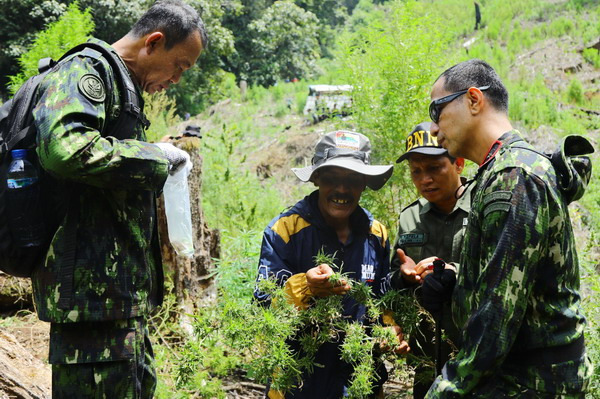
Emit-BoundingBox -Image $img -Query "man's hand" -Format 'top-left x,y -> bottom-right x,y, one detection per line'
402,255 -> 443,284
421,267 -> 456,314
396,248 -> 419,283
306,264 -> 351,297
378,325 -> 410,355
155,142 -> 192,175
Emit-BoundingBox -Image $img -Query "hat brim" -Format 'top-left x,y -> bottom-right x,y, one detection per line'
292,158 -> 393,191
396,147 -> 448,163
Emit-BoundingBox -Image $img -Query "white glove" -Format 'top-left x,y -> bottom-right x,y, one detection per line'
155,143 -> 192,175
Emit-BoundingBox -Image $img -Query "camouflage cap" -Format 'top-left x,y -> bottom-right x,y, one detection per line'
396,122 -> 447,163
292,130 -> 393,190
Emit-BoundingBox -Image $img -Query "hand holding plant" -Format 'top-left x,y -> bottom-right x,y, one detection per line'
375,325 -> 410,355
306,264 -> 351,297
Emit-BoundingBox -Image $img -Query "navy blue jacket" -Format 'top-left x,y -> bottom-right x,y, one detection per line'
255,190 -> 391,398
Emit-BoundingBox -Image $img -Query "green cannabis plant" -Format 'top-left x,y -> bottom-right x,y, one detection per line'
176,247 -> 430,398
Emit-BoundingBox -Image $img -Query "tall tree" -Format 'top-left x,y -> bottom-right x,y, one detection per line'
245,1 -> 320,86
76,0 -> 150,44
167,0 -> 238,115
294,0 -> 351,56
220,0 -> 273,83
7,2 -> 94,93
0,0 -> 66,99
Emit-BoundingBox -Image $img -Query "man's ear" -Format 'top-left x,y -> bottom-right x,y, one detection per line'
455,157 -> 465,173
145,32 -> 165,54
466,86 -> 485,115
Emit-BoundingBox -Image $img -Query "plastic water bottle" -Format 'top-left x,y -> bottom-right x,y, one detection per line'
6,149 -> 45,247
7,149 -> 38,189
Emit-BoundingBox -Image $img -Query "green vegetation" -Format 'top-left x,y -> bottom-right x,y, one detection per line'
7,2 -> 93,93
338,0 -> 455,228
173,249 -> 418,398
244,2 -> 321,86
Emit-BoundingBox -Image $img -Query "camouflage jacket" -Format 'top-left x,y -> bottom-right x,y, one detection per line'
427,131 -> 590,397
31,39 -> 169,323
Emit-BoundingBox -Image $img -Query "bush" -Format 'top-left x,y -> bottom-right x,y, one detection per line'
7,1 -> 93,93
338,0 -> 456,230
583,48 -> 600,69
567,78 -> 584,105
143,92 -> 181,143
176,249 -> 422,398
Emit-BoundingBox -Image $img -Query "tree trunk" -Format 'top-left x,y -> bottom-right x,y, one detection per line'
0,328 -> 50,399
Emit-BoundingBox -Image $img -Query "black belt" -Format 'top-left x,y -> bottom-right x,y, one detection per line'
506,335 -> 585,366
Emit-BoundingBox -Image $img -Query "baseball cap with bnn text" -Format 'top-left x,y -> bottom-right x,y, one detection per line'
396,122 -> 448,163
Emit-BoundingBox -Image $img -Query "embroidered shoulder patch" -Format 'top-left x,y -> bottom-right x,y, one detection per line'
483,201 -> 511,218
78,74 -> 106,102
483,191 -> 512,206
397,233 -> 427,246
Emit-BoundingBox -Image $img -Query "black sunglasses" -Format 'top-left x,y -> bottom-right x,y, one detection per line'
429,85 -> 490,123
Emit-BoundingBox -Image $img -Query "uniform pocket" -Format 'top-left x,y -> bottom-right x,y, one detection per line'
49,319 -> 136,364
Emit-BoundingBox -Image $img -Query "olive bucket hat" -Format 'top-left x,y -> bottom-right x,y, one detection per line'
292,130 -> 393,190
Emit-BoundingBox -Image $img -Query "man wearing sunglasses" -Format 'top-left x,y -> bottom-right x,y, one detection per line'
407,59 -> 591,397
255,130 -> 408,398
389,122 -> 471,399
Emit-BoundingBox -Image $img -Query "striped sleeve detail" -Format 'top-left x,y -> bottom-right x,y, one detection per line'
370,219 -> 388,248
271,214 -> 311,244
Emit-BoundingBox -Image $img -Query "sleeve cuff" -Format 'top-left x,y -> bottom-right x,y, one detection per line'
283,273 -> 314,310
382,309 -> 397,326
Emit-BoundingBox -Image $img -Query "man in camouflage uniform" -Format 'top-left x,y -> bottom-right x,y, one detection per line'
390,122 -> 471,399
403,59 -> 591,397
31,1 -> 207,397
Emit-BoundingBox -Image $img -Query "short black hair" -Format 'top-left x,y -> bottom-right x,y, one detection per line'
129,0 -> 208,50
437,59 -> 508,113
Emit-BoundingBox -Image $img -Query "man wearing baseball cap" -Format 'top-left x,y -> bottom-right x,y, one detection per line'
255,130 -> 407,398
390,122 -> 472,399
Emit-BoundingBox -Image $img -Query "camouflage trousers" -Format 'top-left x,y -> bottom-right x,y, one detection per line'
475,354 -> 592,398
427,353 -> 592,398
49,317 -> 156,399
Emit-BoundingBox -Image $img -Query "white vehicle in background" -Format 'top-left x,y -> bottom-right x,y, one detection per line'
303,84 -> 353,124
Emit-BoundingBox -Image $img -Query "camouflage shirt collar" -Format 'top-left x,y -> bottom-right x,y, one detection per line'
478,130 -> 524,169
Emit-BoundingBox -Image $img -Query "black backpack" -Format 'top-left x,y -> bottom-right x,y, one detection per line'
0,42 -> 149,277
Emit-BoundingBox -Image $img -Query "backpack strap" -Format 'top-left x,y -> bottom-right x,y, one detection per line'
0,100 -> 10,122
5,125 -> 36,155
58,42 -> 150,138
37,57 -> 56,74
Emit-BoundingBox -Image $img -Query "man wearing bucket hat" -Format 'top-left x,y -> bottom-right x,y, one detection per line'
389,122 -> 472,399
255,130 -> 407,398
